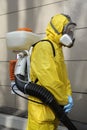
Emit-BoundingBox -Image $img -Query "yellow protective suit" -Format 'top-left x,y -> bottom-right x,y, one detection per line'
26,14 -> 72,130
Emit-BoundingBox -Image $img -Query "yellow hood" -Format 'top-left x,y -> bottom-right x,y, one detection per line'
46,14 -> 69,45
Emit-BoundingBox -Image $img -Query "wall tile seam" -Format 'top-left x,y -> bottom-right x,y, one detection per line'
65,60 -> 87,62
0,26 -> 87,39
0,84 -> 87,95
76,27 -> 87,30
0,0 -> 67,16
73,91 -> 87,95
0,37 -> 5,39
1,60 -> 87,62
1,60 -> 87,63
71,119 -> 87,126
0,85 -> 10,87
34,27 -> 87,33
0,61 -> 9,62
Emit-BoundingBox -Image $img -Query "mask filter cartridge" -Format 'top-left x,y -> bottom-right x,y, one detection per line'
60,34 -> 72,47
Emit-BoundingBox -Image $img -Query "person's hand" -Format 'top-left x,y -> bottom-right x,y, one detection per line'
64,96 -> 73,113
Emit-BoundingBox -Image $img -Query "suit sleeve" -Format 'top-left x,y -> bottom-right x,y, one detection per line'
31,42 -> 68,105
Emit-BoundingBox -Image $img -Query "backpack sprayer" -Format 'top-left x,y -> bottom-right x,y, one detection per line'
6,28 -> 77,130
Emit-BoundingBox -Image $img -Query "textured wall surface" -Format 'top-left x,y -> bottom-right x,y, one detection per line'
0,0 -> 87,124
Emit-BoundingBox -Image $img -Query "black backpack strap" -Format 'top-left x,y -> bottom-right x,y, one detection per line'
32,39 -> 55,57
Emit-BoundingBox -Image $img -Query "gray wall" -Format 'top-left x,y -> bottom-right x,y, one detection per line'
0,0 -> 87,124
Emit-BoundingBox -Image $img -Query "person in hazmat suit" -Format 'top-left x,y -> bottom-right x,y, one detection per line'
26,14 -> 76,130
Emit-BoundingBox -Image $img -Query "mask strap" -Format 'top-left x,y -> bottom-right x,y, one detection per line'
50,18 -> 61,35
61,14 -> 72,22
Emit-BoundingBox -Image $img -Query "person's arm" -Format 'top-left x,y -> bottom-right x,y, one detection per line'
31,41 -> 68,105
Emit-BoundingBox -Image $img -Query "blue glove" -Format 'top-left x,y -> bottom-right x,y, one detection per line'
64,96 -> 73,113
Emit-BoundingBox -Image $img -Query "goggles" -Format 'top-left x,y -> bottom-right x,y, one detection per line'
63,23 -> 76,40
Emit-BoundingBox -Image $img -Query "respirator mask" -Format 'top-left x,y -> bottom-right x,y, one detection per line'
50,14 -> 76,48
60,22 -> 76,47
